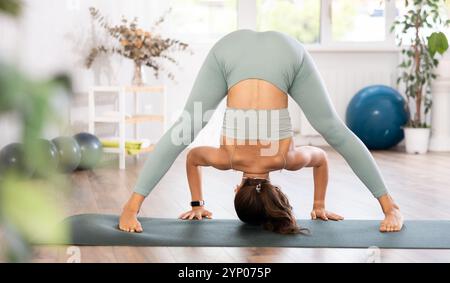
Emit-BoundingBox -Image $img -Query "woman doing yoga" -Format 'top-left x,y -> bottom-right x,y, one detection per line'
119,30 -> 403,234
179,81 -> 343,234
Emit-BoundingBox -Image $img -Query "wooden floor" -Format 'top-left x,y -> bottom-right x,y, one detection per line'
30,146 -> 450,263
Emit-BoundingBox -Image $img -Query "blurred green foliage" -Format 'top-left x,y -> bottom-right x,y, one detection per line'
0,0 -> 71,262
0,0 -> 21,16
0,63 -> 72,175
0,65 -> 72,262
0,175 -> 69,243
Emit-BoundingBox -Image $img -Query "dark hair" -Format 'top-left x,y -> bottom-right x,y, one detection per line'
234,178 -> 306,235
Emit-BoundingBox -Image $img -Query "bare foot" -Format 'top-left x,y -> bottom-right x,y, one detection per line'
380,208 -> 403,233
119,193 -> 145,233
119,207 -> 143,233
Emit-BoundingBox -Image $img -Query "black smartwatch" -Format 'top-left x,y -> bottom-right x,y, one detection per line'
191,200 -> 205,207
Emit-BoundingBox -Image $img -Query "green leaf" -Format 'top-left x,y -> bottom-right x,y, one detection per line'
0,0 -> 22,16
0,175 -> 70,245
428,32 -> 449,57
0,63 -> 28,112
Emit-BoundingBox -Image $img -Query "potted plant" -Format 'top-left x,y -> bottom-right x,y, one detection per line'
391,0 -> 449,154
85,7 -> 190,85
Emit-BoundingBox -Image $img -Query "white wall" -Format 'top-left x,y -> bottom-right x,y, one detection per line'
0,0 -> 196,146
295,48 -> 401,145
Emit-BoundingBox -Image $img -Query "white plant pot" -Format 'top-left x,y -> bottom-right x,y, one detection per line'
404,128 -> 431,154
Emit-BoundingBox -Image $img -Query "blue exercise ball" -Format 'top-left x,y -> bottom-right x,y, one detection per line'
346,85 -> 409,150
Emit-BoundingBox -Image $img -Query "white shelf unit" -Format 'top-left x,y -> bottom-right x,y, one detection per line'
88,85 -> 167,170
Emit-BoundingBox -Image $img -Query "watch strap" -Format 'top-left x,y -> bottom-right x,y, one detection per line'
191,200 -> 205,207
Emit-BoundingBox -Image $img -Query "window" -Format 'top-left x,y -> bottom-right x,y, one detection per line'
331,0 -> 386,42
256,0 -> 321,44
168,0 -> 238,39
168,0 -> 401,47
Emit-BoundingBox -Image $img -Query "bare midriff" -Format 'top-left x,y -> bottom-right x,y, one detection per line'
227,79 -> 288,109
221,79 -> 293,175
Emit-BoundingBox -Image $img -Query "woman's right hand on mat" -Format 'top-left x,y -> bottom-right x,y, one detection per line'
179,207 -> 213,221
311,207 -> 344,222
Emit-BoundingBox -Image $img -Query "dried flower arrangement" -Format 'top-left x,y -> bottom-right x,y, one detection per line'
85,7 -> 190,84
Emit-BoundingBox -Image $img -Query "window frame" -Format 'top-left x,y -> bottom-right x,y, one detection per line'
238,0 -> 399,51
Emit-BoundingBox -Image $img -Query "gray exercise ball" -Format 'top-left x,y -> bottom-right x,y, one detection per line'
74,133 -> 103,170
52,136 -> 81,173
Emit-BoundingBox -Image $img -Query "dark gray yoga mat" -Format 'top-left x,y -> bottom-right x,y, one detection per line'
57,214 -> 450,249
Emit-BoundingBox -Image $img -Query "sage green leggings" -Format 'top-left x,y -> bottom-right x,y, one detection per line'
134,30 -> 388,199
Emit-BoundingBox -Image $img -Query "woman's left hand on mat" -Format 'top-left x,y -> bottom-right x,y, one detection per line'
179,207 -> 213,221
311,208 -> 344,221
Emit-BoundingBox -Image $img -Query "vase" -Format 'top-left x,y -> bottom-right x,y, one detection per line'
404,127 -> 431,154
132,61 -> 146,86
92,54 -> 118,86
